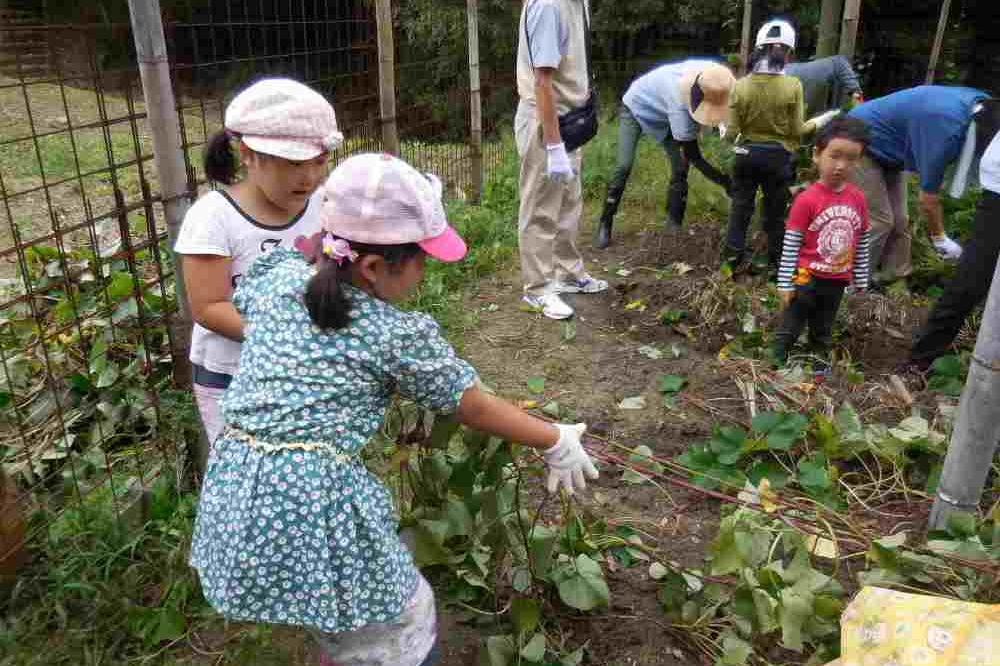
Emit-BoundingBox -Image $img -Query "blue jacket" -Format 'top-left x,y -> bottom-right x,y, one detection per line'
849,85 -> 988,193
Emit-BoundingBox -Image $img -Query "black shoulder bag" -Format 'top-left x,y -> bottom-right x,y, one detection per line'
524,0 -> 599,152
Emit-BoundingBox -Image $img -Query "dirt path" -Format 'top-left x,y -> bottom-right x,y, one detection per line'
437,218 -> 937,665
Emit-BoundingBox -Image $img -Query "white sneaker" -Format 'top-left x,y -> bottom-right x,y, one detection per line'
933,235 -> 962,261
522,293 -> 574,320
555,274 -> 609,294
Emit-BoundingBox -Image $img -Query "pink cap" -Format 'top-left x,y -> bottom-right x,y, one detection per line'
224,78 -> 343,161
319,153 -> 467,262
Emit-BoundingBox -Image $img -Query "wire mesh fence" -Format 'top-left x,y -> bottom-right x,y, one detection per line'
0,0 -> 519,572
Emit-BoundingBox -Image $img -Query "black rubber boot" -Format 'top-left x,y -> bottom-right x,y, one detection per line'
594,186 -> 624,249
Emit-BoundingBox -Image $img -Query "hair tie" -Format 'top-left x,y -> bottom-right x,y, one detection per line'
322,234 -> 358,266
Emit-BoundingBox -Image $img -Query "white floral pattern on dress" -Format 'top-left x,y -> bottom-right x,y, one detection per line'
190,247 -> 478,634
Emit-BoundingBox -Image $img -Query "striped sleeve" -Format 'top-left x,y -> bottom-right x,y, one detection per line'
777,230 -> 805,292
852,230 -> 871,291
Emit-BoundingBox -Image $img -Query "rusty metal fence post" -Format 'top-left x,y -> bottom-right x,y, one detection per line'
126,0 -> 206,474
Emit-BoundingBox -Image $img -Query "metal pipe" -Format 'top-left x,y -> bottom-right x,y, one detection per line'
929,251 -> 1000,529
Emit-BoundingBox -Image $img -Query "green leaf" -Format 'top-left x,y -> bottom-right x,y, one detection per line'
510,597 -> 541,635
555,555 -> 609,611
779,588 -> 813,652
930,354 -> 963,378
657,571 -> 688,614
658,374 -> 687,394
710,426 -> 747,465
796,454 -> 831,491
106,271 -> 135,302
747,460 -> 791,489
542,401 -> 561,418
752,588 -> 779,633
149,607 -> 186,645
480,635 -> 516,666
709,518 -> 742,575
529,525 -> 558,578
429,415 -> 460,449
946,513 -> 978,538
96,362 -> 120,388
752,411 -> 808,451
526,377 -> 546,395
441,499 -> 475,539
813,595 -> 844,620
715,632 -> 752,666
519,632 -> 546,662
407,522 -> 451,567
927,375 -> 964,396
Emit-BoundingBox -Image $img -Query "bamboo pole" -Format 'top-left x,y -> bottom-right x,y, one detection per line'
126,0 -> 207,474
929,255 -> 1000,529
739,0 -> 753,76
838,0 -> 861,59
817,0 -> 844,58
466,0 -> 483,203
926,0 -> 953,84
374,0 -> 400,156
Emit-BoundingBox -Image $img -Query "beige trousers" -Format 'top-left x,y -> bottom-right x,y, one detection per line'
515,103 -> 586,296
851,155 -> 911,280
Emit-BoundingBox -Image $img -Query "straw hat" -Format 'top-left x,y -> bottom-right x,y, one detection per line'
679,63 -> 735,127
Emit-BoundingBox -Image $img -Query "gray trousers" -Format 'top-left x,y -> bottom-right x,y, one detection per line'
850,155 -> 910,280
605,105 -> 730,226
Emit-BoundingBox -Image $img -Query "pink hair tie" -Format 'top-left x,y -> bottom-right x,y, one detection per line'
322,235 -> 358,266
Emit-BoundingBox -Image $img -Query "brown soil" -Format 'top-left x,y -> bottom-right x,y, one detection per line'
434,219 -> 939,665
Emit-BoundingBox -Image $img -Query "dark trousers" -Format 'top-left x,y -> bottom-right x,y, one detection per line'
773,277 -> 847,363
725,144 -> 794,267
604,105 -> 730,226
912,190 -> 1000,363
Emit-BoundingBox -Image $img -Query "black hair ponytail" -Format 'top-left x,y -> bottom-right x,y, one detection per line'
204,130 -> 239,185
297,231 -> 424,331
305,259 -> 352,330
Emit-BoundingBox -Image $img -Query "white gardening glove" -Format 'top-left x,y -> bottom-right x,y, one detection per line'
543,423 -> 599,494
807,109 -> 839,132
933,235 -> 963,261
545,142 -> 575,183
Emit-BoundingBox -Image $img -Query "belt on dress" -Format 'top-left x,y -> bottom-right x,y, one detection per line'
222,426 -> 357,463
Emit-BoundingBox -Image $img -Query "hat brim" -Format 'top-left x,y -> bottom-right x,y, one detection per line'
418,224 -> 467,263
242,135 -> 328,161
680,70 -> 732,128
691,103 -> 731,128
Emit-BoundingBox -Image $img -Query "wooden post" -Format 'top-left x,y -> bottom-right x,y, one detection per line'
926,0 -> 953,84
929,254 -> 1000,529
838,0 -> 861,59
374,0 -> 400,156
127,0 -> 206,475
466,0 -> 483,203
817,0 -> 844,58
739,0 -> 753,76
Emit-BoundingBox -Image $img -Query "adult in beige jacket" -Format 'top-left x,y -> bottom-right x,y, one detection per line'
515,0 -> 607,320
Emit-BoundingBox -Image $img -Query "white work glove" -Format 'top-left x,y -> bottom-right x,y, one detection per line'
545,142 -> 575,183
933,235 -> 963,261
807,109 -> 839,131
543,423 -> 599,494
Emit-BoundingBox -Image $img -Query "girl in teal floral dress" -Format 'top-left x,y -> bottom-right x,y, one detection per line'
190,153 -> 600,666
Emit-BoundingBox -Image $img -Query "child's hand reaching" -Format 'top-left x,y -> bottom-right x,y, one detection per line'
544,424 -> 600,495
780,290 -> 796,308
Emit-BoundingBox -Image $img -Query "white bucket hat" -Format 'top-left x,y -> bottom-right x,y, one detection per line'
755,19 -> 796,50
224,78 -> 344,161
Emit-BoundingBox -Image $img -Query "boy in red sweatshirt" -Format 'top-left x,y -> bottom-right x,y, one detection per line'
773,117 -> 871,367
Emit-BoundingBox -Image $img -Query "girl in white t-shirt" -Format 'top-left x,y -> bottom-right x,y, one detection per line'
174,78 -> 343,443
